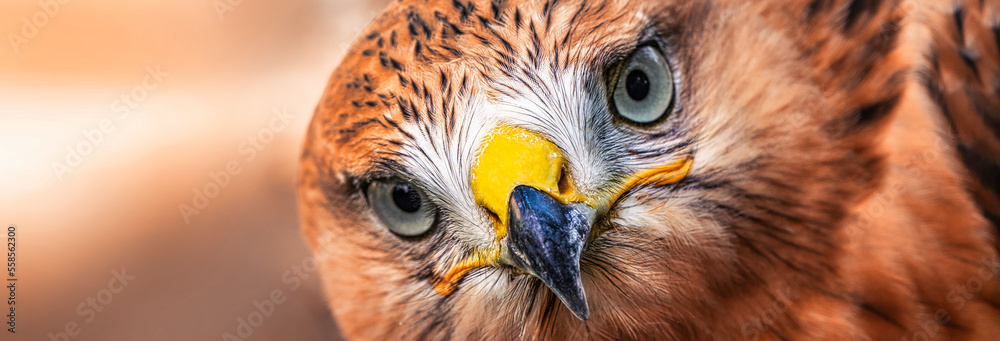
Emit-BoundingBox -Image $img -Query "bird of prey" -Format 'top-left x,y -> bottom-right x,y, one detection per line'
297,0 -> 1000,339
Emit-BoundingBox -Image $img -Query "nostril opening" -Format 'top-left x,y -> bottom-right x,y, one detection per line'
482,206 -> 501,223
557,167 -> 572,195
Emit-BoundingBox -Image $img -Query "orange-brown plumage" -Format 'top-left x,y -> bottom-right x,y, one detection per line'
298,0 -> 1000,339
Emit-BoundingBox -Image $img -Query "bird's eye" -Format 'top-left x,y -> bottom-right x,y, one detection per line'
611,45 -> 674,124
367,179 -> 435,237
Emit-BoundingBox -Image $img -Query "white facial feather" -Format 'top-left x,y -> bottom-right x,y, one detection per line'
393,59 -> 692,253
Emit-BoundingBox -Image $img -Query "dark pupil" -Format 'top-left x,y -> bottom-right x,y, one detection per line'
625,70 -> 650,101
392,183 -> 421,213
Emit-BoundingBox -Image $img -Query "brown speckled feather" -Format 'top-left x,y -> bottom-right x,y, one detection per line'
298,0 -> 1000,339
923,0 -> 1000,252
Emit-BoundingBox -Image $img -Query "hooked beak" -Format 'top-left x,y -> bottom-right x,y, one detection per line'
433,125 -> 692,321
507,185 -> 595,320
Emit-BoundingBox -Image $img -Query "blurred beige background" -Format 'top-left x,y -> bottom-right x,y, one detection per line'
0,0 -> 391,339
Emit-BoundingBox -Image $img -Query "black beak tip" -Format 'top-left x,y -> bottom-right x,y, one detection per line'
562,290 -> 590,320
507,185 -> 594,322
538,269 -> 590,321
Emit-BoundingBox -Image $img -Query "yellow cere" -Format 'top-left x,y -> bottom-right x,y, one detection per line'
436,124 -> 694,296
470,125 -> 585,239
